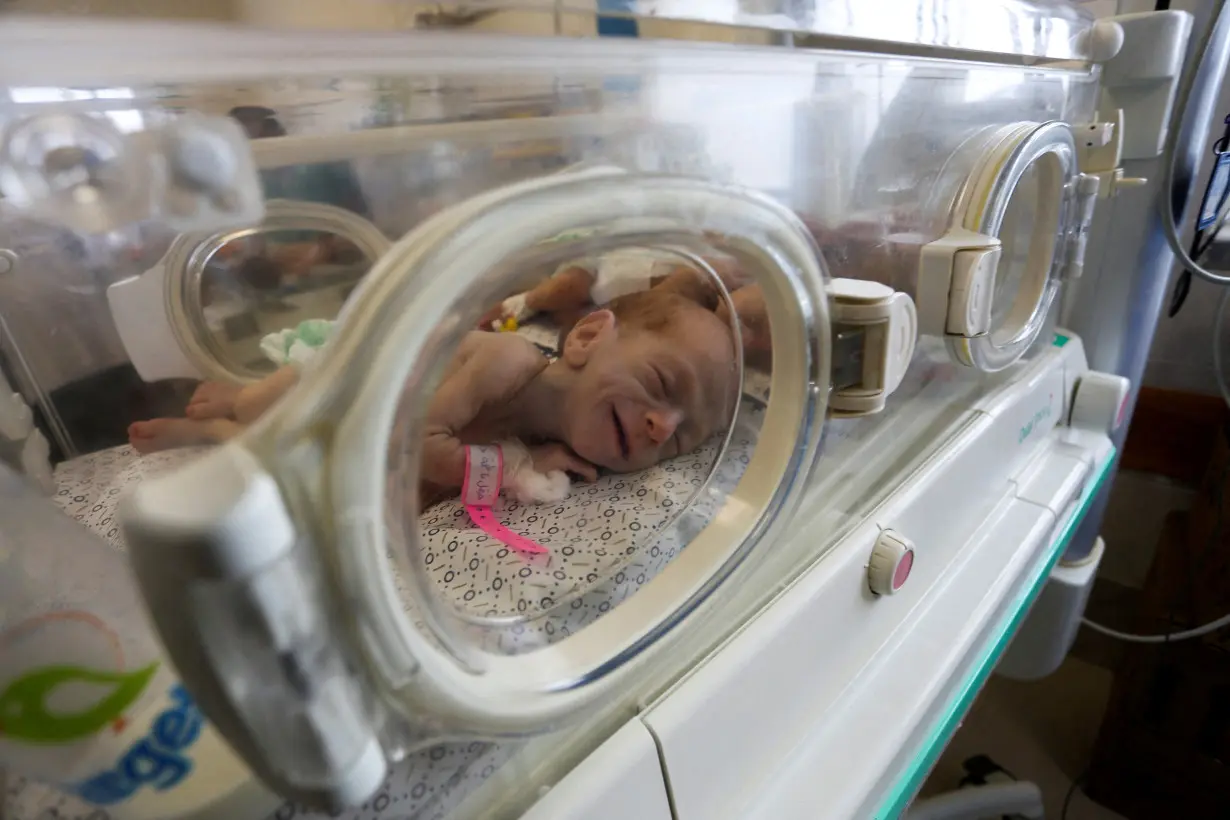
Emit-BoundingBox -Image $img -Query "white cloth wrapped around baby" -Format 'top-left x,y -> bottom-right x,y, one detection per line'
497,439 -> 573,503
259,317 -> 335,370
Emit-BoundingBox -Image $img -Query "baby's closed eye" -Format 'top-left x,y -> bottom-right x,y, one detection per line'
647,366 -> 671,401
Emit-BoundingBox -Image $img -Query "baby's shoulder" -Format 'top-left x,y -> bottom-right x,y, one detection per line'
458,331 -> 546,379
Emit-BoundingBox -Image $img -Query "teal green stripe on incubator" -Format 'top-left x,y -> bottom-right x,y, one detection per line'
873,448 -> 1115,819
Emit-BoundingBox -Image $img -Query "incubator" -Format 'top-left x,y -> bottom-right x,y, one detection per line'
0,2 -> 1148,818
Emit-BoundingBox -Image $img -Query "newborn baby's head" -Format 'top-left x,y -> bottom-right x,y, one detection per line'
557,290 -> 738,472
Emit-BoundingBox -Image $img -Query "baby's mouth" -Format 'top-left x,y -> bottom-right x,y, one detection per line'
612,406 -> 630,461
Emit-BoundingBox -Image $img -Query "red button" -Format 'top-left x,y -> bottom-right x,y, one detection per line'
892,549 -> 914,591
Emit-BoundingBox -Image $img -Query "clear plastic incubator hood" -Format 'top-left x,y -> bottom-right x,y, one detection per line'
0,2 -> 1136,818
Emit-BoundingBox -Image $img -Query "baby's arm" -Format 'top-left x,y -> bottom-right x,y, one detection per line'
420,334 -> 597,500
650,265 -> 722,310
716,284 -> 773,367
478,263 -> 596,330
650,253 -> 750,311
419,334 -> 543,489
522,264 -> 594,315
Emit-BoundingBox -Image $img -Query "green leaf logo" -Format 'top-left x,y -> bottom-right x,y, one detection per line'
0,662 -> 159,744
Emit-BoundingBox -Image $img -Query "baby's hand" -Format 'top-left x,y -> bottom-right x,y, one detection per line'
497,440 -> 595,505
528,442 -> 598,483
704,252 -> 753,292
508,469 -> 571,505
477,302 -> 505,331
476,293 -> 532,331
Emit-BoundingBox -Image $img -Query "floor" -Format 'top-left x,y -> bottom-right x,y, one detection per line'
912,463 -> 1207,820
920,657 -> 1125,819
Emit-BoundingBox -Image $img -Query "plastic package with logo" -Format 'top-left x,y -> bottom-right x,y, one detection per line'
0,463 -> 277,819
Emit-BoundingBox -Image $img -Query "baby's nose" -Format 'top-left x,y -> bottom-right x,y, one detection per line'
644,407 -> 681,445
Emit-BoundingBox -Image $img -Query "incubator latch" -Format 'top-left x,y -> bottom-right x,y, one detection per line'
917,227 -> 1002,339
828,278 -> 917,417
122,445 -> 388,809
947,246 -> 1001,336
0,112 -> 264,235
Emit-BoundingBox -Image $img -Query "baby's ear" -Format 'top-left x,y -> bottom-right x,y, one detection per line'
562,309 -> 616,367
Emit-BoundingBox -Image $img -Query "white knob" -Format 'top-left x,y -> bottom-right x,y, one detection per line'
1070,371 -> 1130,434
167,126 -> 239,193
1086,20 -> 1125,63
868,529 -> 915,596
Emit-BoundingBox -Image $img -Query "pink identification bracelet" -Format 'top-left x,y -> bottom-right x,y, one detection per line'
463,445 -> 548,555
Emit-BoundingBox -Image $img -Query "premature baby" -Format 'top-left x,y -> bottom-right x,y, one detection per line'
128,278 -> 739,508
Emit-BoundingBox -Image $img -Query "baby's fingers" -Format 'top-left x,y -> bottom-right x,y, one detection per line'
567,457 -> 599,483
476,304 -> 504,330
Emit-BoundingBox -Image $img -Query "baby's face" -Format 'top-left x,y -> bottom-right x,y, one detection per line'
562,307 -> 737,472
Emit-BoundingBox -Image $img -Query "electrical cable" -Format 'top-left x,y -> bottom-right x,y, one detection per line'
1081,452 -> 1230,644
1157,0 -> 1230,287
1080,289 -> 1230,644
1168,126 -> 1230,316
1081,611 -> 1230,643
1059,771 -> 1086,820
1169,213 -> 1218,316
